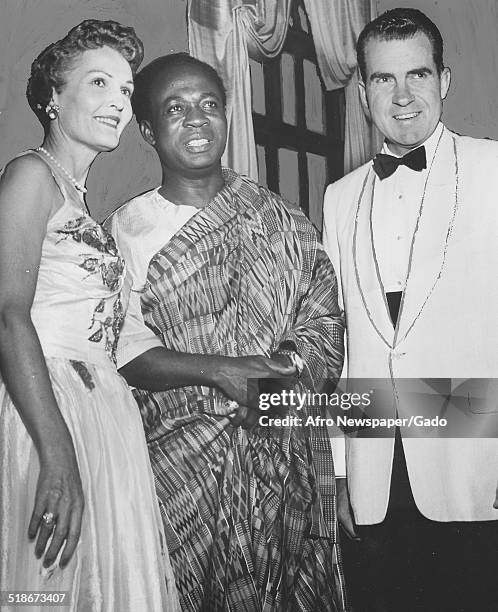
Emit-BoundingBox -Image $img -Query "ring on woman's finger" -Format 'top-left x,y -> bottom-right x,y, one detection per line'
42,512 -> 55,527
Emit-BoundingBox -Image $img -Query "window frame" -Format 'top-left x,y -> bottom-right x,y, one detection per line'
251,0 -> 345,224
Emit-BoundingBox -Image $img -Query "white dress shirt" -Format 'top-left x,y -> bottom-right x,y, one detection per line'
107,188 -> 198,367
372,123 -> 444,292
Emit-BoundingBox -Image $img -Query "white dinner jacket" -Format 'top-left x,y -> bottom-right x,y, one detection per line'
323,127 -> 498,524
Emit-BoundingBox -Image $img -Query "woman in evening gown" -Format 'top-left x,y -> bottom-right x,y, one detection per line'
0,20 -> 179,611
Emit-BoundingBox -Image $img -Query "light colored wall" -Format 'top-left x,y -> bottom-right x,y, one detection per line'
0,0 -> 188,220
375,0 -> 498,141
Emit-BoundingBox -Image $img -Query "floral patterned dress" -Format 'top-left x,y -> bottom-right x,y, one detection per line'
0,151 -> 179,611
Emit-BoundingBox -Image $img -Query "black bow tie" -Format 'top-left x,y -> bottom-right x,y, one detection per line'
372,146 -> 427,180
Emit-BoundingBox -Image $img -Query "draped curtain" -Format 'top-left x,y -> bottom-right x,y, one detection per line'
188,1 -> 293,181
188,0 -> 381,179
302,0 -> 382,172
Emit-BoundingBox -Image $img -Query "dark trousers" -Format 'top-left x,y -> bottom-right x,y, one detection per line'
341,431 -> 498,612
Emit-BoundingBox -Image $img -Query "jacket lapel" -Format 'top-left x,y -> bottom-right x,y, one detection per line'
395,128 -> 458,345
353,168 -> 396,349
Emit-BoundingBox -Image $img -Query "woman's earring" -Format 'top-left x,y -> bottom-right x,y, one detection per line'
46,102 -> 60,120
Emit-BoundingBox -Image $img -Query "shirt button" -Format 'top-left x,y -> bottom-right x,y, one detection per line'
396,235 -> 402,241
398,194 -> 403,199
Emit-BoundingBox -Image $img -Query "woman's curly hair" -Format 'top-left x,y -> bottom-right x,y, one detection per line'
27,19 -> 144,133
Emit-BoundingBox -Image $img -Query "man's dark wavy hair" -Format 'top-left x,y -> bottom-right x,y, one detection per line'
357,8 -> 444,82
27,19 -> 144,134
132,52 -> 227,125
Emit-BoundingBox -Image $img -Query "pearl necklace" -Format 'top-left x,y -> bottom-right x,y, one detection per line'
36,146 -> 87,193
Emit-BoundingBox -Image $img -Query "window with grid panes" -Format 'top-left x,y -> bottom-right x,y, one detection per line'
250,0 -> 345,233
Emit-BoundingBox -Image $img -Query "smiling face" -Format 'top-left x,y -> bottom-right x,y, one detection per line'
52,45 -> 134,152
359,33 -> 451,155
140,62 -> 227,179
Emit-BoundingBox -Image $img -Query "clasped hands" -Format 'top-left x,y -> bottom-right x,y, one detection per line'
214,354 -> 298,429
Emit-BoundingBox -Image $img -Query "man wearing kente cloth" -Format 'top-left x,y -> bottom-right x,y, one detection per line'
106,53 -> 348,612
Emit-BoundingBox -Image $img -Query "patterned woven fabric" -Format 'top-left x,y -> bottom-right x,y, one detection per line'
133,169 -> 347,611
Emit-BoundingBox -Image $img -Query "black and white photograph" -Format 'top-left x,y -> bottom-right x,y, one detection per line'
0,1 -> 497,611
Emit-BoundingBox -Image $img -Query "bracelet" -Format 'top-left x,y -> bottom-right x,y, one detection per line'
276,349 -> 305,376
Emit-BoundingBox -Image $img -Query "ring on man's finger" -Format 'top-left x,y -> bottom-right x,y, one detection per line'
42,512 -> 55,527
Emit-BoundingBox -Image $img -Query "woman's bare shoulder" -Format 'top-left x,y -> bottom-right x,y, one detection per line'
0,152 -> 62,212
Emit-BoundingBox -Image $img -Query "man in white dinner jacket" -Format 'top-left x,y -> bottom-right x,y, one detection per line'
323,7 -> 498,612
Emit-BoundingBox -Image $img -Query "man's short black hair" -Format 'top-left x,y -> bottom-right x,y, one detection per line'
357,8 -> 444,82
132,52 -> 227,124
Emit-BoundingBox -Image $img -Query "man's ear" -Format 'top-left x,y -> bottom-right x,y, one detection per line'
358,79 -> 371,118
440,66 -> 451,100
139,119 -> 155,146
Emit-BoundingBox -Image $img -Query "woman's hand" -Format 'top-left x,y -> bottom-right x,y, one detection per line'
28,446 -> 84,569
